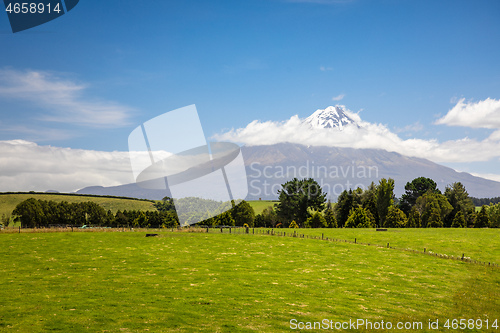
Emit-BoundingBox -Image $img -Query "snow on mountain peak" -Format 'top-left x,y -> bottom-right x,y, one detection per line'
304,105 -> 358,130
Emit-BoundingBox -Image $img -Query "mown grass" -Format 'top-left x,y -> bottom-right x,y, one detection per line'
0,231 -> 499,332
247,200 -> 277,214
0,193 -> 157,219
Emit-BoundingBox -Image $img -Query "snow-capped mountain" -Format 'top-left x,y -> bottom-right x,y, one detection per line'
304,105 -> 358,130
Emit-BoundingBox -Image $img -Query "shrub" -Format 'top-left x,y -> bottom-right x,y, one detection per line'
384,206 -> 408,228
451,211 -> 466,228
345,207 -> 374,228
306,211 -> 327,228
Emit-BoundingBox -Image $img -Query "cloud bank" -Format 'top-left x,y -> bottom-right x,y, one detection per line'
0,68 -> 133,128
0,140 -> 135,192
1,98 -> 499,192
214,100 -> 500,164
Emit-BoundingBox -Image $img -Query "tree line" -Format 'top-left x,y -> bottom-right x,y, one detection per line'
252,177 -> 500,228
7,177 -> 500,229
9,198 -> 178,228
8,197 -> 257,229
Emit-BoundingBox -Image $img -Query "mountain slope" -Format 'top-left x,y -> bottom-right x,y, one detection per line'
242,143 -> 500,199
77,143 -> 500,200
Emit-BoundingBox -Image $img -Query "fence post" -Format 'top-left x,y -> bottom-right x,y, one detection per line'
19,226 -> 21,233
229,227 -> 231,234
206,227 -> 209,233
322,233 -> 324,240
424,248 -> 426,253
387,243 -> 389,248
355,238 -> 356,244
253,228 -> 254,234
246,227 -> 249,234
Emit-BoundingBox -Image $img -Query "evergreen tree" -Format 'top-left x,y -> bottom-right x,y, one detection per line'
361,182 -> 379,227
488,203 -> 500,228
306,211 -> 327,228
468,211 -> 477,228
407,206 -> 421,228
399,177 -> 439,215
13,198 -> 44,228
115,210 -> 128,227
275,178 -> 327,227
475,206 -> 490,228
231,200 -> 255,227
444,182 -> 474,227
261,206 -> 278,227
325,208 -> 337,228
216,211 -> 235,226
376,178 -> 395,227
160,211 -> 179,228
384,206 -> 408,228
416,192 -> 452,227
451,210 -> 465,228
335,189 -> 358,228
254,214 -> 266,228
154,196 -> 176,213
365,209 -> 376,227
133,212 -> 148,228
426,202 -> 443,228
1,214 -> 11,227
345,207 -> 374,228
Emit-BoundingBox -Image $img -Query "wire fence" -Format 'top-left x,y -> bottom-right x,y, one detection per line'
199,226 -> 500,269
1,225 -> 498,268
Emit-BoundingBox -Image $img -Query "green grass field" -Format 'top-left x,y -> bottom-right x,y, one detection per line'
259,228 -> 500,265
0,193 -> 157,219
247,200 -> 278,214
0,229 -> 499,332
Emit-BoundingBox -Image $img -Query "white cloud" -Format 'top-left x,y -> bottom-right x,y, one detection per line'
471,173 -> 500,183
0,140 -> 135,192
0,68 -> 133,128
213,106 -> 500,164
320,66 -> 333,71
435,98 -> 500,129
331,93 -> 345,101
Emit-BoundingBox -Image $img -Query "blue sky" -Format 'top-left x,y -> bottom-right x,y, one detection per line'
1,0 -> 500,191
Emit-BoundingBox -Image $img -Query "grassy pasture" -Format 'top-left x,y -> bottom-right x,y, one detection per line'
0,193 -> 157,219
254,228 -> 500,264
247,200 -> 278,214
259,228 -> 500,265
0,230 -> 499,332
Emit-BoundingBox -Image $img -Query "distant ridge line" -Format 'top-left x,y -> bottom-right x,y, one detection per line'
0,191 -> 156,202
